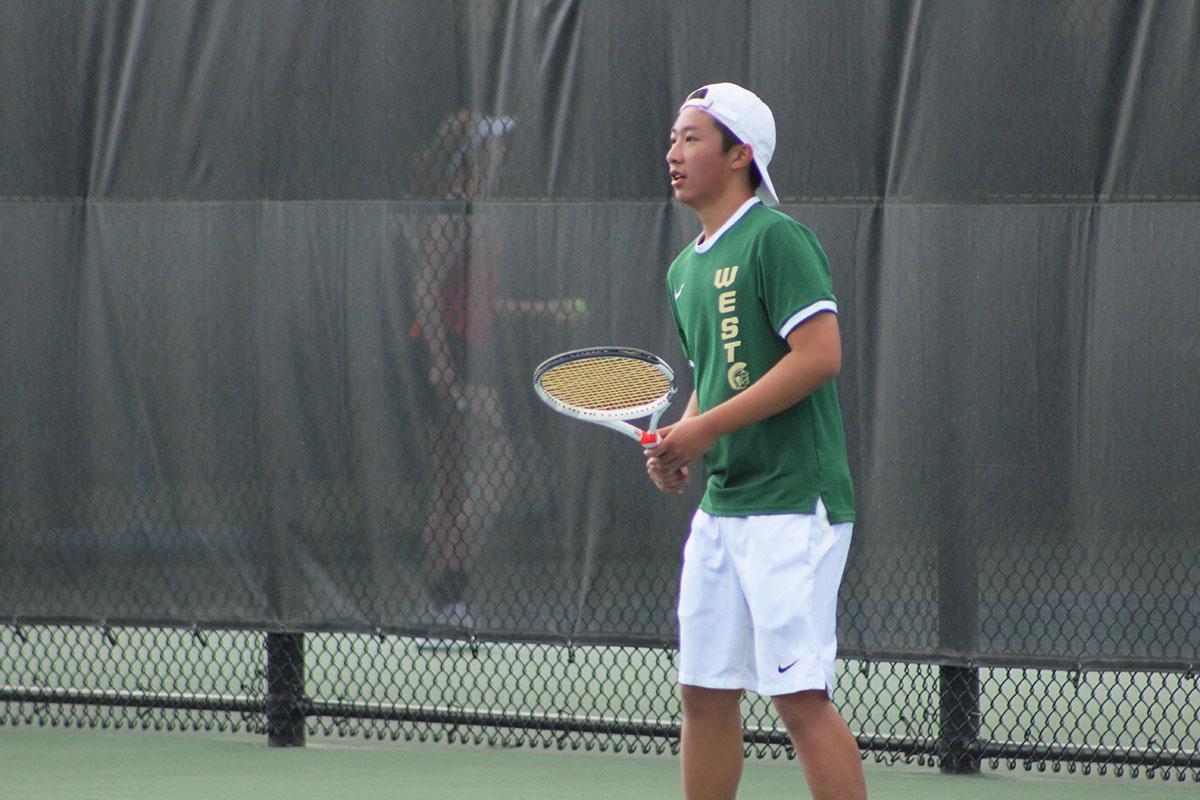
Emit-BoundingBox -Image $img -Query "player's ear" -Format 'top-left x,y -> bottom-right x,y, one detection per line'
730,143 -> 754,171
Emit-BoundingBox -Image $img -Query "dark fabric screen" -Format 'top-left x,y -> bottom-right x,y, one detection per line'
2,0 -> 1198,669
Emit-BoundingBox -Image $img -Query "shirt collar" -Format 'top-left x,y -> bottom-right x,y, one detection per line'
694,197 -> 761,253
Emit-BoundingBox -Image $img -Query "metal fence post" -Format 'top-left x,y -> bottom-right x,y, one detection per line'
939,664 -> 981,773
937,487 -> 981,774
266,631 -> 306,747
261,451 -> 305,746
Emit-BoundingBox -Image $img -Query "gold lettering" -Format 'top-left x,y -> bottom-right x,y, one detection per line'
714,265 -> 740,289
727,362 -> 750,391
715,269 -> 741,383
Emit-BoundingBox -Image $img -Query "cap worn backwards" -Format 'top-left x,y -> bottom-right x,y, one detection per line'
679,82 -> 779,206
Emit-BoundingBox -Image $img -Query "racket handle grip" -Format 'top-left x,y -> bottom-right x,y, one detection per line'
639,431 -> 659,446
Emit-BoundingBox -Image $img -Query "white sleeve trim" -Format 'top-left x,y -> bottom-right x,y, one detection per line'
778,300 -> 837,339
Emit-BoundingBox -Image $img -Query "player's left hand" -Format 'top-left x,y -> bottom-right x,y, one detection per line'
644,417 -> 716,474
646,461 -> 689,494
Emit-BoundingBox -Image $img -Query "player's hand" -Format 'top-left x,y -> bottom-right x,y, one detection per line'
646,460 -> 689,494
643,417 -> 716,475
645,422 -> 687,493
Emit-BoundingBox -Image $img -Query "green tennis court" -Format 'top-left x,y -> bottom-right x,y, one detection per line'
2,725 -> 1196,800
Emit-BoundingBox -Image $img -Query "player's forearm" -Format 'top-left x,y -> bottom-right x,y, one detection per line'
680,391 -> 700,421
697,347 -> 838,440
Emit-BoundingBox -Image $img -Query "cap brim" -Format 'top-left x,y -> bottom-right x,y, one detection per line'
756,160 -> 779,206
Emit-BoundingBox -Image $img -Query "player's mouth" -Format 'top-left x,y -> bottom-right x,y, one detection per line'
670,170 -> 685,188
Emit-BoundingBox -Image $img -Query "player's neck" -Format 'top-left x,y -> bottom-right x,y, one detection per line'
694,187 -> 756,243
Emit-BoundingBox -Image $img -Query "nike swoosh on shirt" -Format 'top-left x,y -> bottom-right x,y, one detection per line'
673,283 -> 685,300
777,658 -> 802,674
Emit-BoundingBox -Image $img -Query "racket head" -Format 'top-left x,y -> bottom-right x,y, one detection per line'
533,347 -> 676,423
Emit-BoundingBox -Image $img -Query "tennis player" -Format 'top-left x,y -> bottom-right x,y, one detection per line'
645,83 -> 866,799
401,110 -> 588,649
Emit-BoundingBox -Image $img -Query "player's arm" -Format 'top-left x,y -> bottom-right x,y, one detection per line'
398,212 -> 459,394
645,390 -> 699,493
412,252 -> 457,391
645,312 -> 841,471
668,390 -> 700,424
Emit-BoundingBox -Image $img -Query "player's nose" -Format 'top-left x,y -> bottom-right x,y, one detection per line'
666,139 -> 682,164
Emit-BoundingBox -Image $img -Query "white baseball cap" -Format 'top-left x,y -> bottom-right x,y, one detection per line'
679,83 -> 779,206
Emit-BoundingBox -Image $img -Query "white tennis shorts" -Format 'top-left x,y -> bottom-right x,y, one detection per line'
677,500 -> 853,698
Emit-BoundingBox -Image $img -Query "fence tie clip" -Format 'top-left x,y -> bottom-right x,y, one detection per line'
191,626 -> 208,647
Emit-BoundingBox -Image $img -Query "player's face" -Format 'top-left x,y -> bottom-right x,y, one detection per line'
666,108 -> 740,209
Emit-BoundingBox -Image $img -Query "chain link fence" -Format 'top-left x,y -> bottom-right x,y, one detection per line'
3,625 -> 1199,783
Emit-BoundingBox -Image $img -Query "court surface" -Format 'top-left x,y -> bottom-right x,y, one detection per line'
2,725 -> 1197,799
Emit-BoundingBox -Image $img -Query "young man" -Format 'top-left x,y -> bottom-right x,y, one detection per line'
646,83 -> 867,800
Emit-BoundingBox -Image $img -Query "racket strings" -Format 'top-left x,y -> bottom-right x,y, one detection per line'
539,357 -> 671,412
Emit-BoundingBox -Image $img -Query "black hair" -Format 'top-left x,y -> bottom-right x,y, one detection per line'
685,88 -> 763,191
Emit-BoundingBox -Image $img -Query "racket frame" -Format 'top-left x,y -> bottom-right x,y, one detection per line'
533,347 -> 676,445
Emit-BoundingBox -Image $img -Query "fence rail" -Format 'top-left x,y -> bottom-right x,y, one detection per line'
3,625 -> 1198,782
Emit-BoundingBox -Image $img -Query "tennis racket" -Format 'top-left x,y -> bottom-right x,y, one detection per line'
533,347 -> 676,445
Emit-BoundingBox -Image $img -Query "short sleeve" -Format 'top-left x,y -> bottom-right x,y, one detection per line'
755,221 -> 837,339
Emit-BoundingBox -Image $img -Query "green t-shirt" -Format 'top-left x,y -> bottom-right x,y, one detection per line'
666,200 -> 855,523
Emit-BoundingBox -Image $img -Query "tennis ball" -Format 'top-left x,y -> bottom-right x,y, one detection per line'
572,297 -> 588,315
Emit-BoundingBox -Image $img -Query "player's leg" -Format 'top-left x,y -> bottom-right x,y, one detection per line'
421,406 -> 468,611
772,689 -> 866,800
422,382 -> 513,631
676,510 -> 756,799
458,382 -> 514,572
680,684 -> 744,800
419,396 -> 478,648
732,503 -> 861,797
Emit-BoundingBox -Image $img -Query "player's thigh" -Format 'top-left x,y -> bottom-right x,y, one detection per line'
733,507 -> 851,697
677,511 -> 756,690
